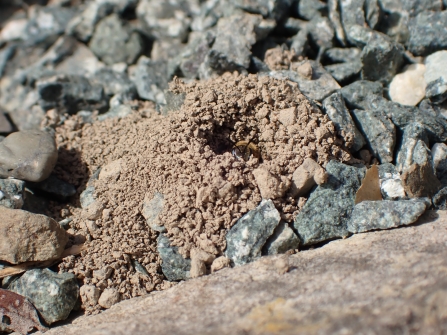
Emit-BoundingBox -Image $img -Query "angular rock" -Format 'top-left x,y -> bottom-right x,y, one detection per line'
203,14 -> 275,76
160,92 -> 186,115
55,43 -> 105,77
137,0 -> 193,41
378,163 -> 406,200
269,61 -> 341,102
24,6 -> 77,45
142,192 -> 166,233
98,288 -> 121,309
131,56 -> 168,104
157,234 -> 191,281
407,10 -> 447,57
232,0 -> 292,21
89,14 -> 143,66
290,158 -> 327,197
328,0 -> 346,46
324,47 -> 362,63
37,75 -> 108,114
351,109 -> 396,163
361,31 -> 405,85
432,143 -> 447,186
389,64 -> 426,106
347,200 -> 426,233
396,122 -> 430,172
262,222 -> 300,255
324,61 -> 362,84
0,207 -> 68,264
432,186 -> 447,209
80,168 -> 101,209
91,68 -> 137,97
28,174 -> 76,200
402,160 -> 441,198
0,178 -> 25,209
252,168 -> 290,199
307,15 -> 335,51
226,199 -> 281,266
297,0 -> 327,20
98,104 -> 132,121
293,161 -> 365,246
0,130 -> 57,182
339,80 -> 383,109
322,92 -> 366,152
290,29 -> 310,57
8,269 -> 79,324
424,50 -> 447,104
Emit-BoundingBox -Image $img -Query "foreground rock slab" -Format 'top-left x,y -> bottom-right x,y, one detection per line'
0,207 -> 68,264
42,211 -> 447,335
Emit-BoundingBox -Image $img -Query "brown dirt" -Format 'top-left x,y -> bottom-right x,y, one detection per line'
51,72 -> 351,313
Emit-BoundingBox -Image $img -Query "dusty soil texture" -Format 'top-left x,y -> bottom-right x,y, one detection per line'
39,211 -> 447,335
53,73 -> 351,313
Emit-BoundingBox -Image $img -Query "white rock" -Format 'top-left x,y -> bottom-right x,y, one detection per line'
432,143 -> 447,172
0,19 -> 28,42
425,51 -> 447,84
380,173 -> 406,199
389,64 -> 426,106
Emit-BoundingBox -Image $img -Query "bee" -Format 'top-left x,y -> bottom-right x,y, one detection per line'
232,140 -> 261,161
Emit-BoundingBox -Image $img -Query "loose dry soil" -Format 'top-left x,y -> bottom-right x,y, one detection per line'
51,73 -> 352,313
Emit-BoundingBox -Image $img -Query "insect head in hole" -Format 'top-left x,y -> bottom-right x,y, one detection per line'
232,141 -> 261,161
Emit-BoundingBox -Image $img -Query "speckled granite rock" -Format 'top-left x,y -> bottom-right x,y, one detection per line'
38,211 -> 447,335
157,234 -> 191,281
294,160 -> 365,246
8,269 -> 79,325
226,199 -> 281,266
262,221 -> 300,255
347,200 -> 426,233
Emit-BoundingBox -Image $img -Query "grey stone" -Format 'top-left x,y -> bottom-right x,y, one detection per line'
307,15 -> 335,52
396,122 -> 430,172
132,259 -> 150,277
324,61 -> 362,84
0,45 -> 15,77
339,80 -> 383,109
132,56 -> 168,104
0,130 -> 57,182
142,192 -> 166,233
9,269 -> 79,325
344,24 -> 375,48
293,160 -> 365,246
433,186 -> 447,209
91,68 -> 137,97
297,0 -> 327,20
232,0 -> 292,21
360,31 -> 405,85
28,174 -> 76,200
425,50 -> 447,104
24,6 -> 77,45
136,0 -> 193,41
168,31 -> 215,79
324,47 -> 361,63
157,234 -> 191,281
290,29 -> 309,57
339,0 -> 380,44
432,143 -> 447,186
347,200 -> 426,233
365,0 -> 380,29
0,178 -> 25,209
407,10 -> 447,57
203,14 -> 275,76
80,168 -> 101,209
55,42 -> 105,77
37,75 -> 108,115
269,61 -> 340,102
351,109 -> 396,163
89,14 -> 143,66
328,0 -> 346,46
0,206 -> 68,264
226,199 -> 280,266
322,92 -> 365,152
250,56 -> 270,73
378,163 -> 406,200
98,104 -> 132,121
160,92 -> 186,115
262,222 -> 300,255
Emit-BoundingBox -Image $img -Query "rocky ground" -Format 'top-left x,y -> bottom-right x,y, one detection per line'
0,0 -> 447,333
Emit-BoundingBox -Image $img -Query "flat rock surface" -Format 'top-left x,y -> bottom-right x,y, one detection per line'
41,211 -> 447,334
